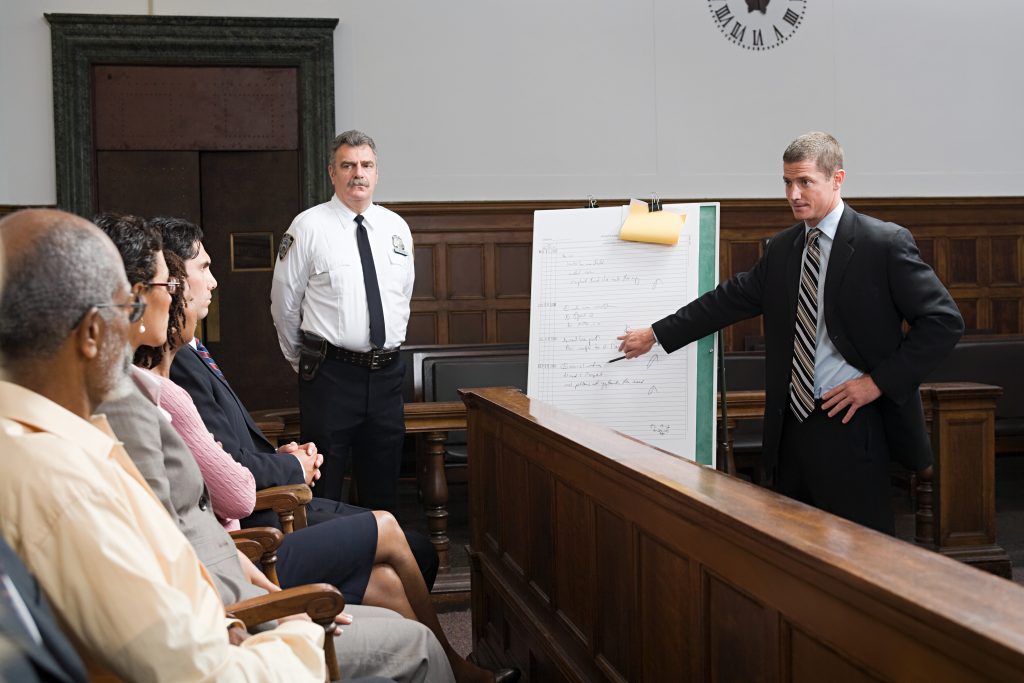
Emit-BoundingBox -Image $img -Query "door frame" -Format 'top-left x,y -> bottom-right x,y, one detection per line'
47,13 -> 337,218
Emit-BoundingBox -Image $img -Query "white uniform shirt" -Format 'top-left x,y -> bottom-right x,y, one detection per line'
271,195 -> 415,370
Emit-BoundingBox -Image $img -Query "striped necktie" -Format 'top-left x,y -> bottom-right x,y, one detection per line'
195,339 -> 225,379
789,228 -> 822,422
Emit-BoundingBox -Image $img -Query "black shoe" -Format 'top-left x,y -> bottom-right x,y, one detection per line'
493,668 -> 521,683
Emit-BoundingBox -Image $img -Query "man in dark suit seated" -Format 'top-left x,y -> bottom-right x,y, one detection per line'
0,535 -> 87,683
153,217 -> 438,589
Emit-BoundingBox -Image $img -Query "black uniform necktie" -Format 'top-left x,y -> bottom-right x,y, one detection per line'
354,214 -> 386,348
790,228 -> 822,421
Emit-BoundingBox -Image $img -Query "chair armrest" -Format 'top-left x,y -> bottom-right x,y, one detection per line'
230,527 -> 284,555
226,583 -> 344,681
230,527 -> 285,586
226,583 -> 345,625
253,484 -> 313,532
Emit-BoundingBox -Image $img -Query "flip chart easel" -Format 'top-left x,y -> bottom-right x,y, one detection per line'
527,202 -> 720,465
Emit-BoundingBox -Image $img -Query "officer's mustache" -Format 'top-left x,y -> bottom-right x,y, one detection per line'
348,178 -> 370,188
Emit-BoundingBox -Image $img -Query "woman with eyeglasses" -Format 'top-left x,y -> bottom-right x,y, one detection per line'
135,258 -> 257,530
92,213 -> 176,354
92,213 -> 263,600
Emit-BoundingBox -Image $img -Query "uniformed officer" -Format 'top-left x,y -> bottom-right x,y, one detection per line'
271,130 -> 415,510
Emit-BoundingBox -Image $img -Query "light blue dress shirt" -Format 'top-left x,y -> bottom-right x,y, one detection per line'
804,200 -> 864,397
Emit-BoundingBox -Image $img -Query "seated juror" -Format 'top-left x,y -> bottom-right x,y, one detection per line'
92,213 -> 456,682
155,216 -> 439,589
0,209 -> 326,681
617,132 -> 963,534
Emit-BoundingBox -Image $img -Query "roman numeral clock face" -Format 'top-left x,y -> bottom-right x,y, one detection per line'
708,0 -> 807,51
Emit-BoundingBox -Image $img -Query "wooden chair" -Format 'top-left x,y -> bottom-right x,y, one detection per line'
252,483 -> 312,533
229,526 -> 343,680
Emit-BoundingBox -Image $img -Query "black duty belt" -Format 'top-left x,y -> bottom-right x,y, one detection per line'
325,344 -> 399,370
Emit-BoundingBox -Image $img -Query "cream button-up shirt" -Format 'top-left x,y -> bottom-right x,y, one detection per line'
271,195 -> 415,371
0,381 -> 325,682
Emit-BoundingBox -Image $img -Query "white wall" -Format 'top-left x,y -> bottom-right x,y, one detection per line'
2,0 -> 1023,205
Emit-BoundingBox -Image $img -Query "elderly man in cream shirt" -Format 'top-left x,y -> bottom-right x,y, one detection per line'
0,209 -> 326,682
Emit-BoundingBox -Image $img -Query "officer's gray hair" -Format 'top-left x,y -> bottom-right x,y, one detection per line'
329,130 -> 377,166
0,216 -> 124,361
783,132 -> 844,178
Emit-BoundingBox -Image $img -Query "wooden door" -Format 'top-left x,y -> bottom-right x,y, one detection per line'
93,64 -> 302,409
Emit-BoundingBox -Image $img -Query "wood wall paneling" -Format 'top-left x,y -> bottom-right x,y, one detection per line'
448,244 -> 486,299
992,299 -> 1020,334
990,237 -> 1018,285
393,198 -> 1024,350
495,310 -> 530,343
6,195 -> 1022,362
950,238 -> 979,285
449,311 -> 486,344
406,312 -> 438,346
917,237 -> 936,272
495,243 -> 532,298
958,299 -> 979,332
412,245 -> 436,299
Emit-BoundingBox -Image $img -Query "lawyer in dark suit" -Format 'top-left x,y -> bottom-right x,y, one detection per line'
617,132 -> 963,533
0,535 -> 87,683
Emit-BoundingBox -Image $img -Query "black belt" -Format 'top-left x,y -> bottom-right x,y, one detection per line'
325,344 -> 399,370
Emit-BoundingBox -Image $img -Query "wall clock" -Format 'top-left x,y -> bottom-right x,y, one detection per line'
708,0 -> 807,51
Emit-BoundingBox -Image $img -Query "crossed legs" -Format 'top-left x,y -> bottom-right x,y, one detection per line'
362,511 -> 495,683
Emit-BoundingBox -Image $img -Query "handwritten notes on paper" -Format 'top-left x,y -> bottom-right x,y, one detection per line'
527,204 -> 702,459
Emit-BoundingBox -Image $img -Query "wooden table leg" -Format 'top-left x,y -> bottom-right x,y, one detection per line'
420,430 -> 450,569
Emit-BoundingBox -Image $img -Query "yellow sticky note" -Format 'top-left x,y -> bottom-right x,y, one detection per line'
619,201 -> 686,245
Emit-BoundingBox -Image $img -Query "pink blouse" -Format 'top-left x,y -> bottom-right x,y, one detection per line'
151,371 -> 256,530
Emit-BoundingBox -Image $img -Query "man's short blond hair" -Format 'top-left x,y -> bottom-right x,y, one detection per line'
783,132 -> 844,178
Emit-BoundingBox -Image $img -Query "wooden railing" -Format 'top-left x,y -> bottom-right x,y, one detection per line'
463,387 -> 1024,682
257,382 -> 1010,575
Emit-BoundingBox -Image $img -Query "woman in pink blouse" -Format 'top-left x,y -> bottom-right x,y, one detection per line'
135,257 -> 256,530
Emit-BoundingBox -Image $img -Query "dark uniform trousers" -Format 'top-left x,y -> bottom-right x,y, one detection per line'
776,399 -> 894,535
300,356 -> 406,511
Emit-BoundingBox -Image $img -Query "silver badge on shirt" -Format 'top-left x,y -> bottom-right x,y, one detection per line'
392,235 -> 408,256
278,233 -> 294,260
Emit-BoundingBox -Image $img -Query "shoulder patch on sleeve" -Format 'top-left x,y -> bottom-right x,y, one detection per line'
278,234 -> 295,260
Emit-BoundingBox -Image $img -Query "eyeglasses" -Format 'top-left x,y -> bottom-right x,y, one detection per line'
145,277 -> 182,294
94,293 -> 147,323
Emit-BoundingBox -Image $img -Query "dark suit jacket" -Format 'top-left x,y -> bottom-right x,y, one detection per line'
170,345 -> 303,490
653,205 -> 964,472
0,536 -> 87,683
170,345 -> 340,529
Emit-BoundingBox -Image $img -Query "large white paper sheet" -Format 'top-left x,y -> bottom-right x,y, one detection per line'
527,204 -> 704,458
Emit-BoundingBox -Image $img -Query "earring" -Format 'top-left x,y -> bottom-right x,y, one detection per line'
139,322 -> 146,333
